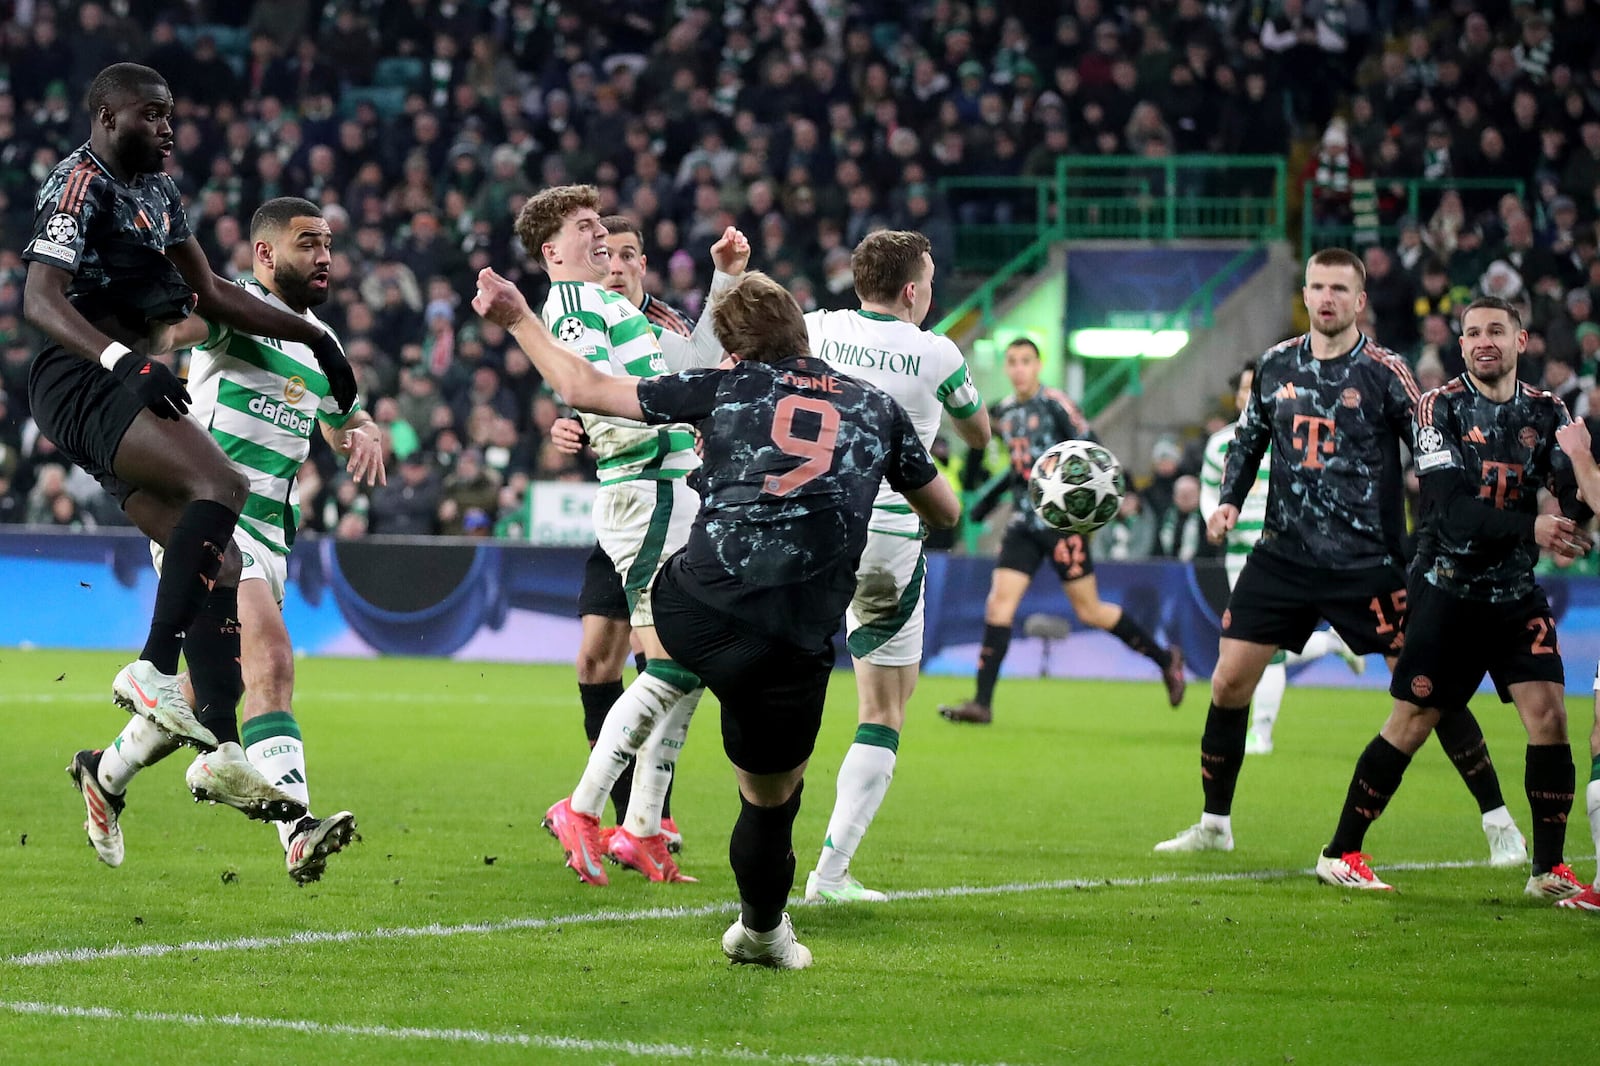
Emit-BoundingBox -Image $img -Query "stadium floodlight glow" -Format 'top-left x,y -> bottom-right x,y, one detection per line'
1069,329 -> 1189,360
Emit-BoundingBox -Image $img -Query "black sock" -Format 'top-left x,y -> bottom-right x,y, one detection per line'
661,767 -> 674,819
633,650 -> 647,674
973,623 -> 1012,707
729,782 -> 803,933
183,586 -> 243,747
1326,736 -> 1413,857
1201,702 -> 1250,816
1110,613 -> 1171,669
610,757 -> 637,826
1435,708 -> 1506,815
579,681 -> 624,745
143,499 -> 237,674
1526,743 -> 1575,874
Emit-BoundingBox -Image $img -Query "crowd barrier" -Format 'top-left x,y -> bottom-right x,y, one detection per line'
5,529 -> 1600,696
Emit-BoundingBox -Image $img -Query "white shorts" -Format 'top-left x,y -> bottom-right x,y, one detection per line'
151,522 -> 287,606
844,532 -> 927,667
594,477 -> 698,629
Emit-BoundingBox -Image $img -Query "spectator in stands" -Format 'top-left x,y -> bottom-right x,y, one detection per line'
1094,489 -> 1156,561
370,451 -> 442,536
1363,246 -> 1419,352
1156,475 -> 1207,561
1304,124 -> 1365,225
1544,352 -> 1590,412
1144,437 -> 1183,527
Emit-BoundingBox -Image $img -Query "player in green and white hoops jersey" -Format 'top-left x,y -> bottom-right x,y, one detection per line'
800,231 -> 990,902
95,197 -> 379,881
517,185 -> 745,885
1200,363 -> 1362,756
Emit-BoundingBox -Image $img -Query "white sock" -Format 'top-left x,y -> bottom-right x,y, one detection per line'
98,715 -> 179,794
573,668 -> 692,817
1200,812 -> 1232,836
815,727 -> 898,883
1252,663 -> 1286,741
1587,779 -> 1600,863
623,688 -> 701,837
243,712 -> 311,851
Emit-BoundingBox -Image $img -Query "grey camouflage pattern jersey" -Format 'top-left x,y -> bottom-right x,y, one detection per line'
994,387 -> 1093,532
1221,333 -> 1418,570
636,354 -> 936,648
22,143 -> 192,317
1413,376 -> 1575,602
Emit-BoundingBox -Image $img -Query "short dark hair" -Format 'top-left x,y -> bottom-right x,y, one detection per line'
1461,295 -> 1524,330
600,215 -> 643,241
1229,360 -> 1256,392
1308,247 -> 1366,288
1005,336 -> 1041,359
85,63 -> 167,116
250,197 -> 324,239
852,230 -> 933,304
710,272 -> 808,365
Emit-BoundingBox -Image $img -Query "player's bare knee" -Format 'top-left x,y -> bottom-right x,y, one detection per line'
574,654 -> 618,685
190,463 -> 249,511
1078,602 -> 1117,631
1522,700 -> 1569,746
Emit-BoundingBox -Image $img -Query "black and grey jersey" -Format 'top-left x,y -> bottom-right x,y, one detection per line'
1413,375 -> 1574,602
993,387 -> 1093,532
1221,332 -> 1418,570
636,354 -> 937,649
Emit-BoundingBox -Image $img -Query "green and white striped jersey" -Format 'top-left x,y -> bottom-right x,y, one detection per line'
541,280 -> 699,486
805,308 -> 982,537
1200,422 -> 1269,563
187,278 -> 358,555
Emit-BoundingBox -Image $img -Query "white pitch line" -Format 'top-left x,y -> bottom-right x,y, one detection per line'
0,1000 -> 1017,1066
5,690 -> 564,705
4,858 -> 1500,969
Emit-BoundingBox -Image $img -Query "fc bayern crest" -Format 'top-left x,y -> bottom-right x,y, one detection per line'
44,212 -> 78,244
1340,387 -> 1361,409
1519,426 -> 1539,448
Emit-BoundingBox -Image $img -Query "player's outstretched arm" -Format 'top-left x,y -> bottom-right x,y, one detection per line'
662,226 -> 750,372
951,404 -> 991,450
321,411 -> 387,487
474,267 -> 644,421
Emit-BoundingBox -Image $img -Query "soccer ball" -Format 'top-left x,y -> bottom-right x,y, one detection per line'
1028,440 -> 1127,535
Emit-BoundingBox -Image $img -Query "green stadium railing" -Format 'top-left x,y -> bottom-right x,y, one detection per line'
1300,177 -> 1526,262
1078,242 -> 1268,418
939,154 -> 1289,274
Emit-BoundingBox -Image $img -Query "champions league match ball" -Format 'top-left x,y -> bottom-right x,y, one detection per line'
1028,440 -> 1127,535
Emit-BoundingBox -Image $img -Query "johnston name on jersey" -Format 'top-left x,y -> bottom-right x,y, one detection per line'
541,280 -> 699,485
1221,333 -> 1418,570
1413,376 -> 1575,602
805,308 -> 980,537
188,279 -> 359,554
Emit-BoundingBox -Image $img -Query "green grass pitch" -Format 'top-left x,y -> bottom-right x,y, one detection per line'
3,649 -> 1598,1065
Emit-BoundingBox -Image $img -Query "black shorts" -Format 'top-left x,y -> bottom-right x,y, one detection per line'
576,542 -> 630,620
1390,580 -> 1563,709
996,518 -> 1096,583
651,556 -> 833,776
28,345 -> 140,504
1222,549 -> 1406,657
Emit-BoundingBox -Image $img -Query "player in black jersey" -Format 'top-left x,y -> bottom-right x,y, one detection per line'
1316,297 -> 1590,898
1156,250 -> 1526,862
475,268 -> 958,968
1555,417 -> 1600,913
32,64 -> 354,862
939,337 -> 1186,724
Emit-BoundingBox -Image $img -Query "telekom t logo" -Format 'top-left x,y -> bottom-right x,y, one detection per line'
1292,415 -> 1336,469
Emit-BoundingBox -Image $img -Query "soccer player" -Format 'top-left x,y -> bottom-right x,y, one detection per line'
561,215 -> 702,852
1315,297 -> 1586,898
1199,362 -> 1365,757
1554,418 -> 1600,913
939,337 -> 1186,724
28,64 -> 355,863
1156,251 -> 1527,864
800,230 -> 989,902
474,267 -> 960,969
522,186 -> 737,886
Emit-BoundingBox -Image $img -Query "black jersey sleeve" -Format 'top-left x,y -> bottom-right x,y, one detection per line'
1218,359 -> 1270,509
23,165 -> 108,274
884,400 -> 939,494
636,368 -> 722,424
1419,473 -> 1538,544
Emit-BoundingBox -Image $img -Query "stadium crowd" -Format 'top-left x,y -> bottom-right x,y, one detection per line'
0,0 -> 1594,548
